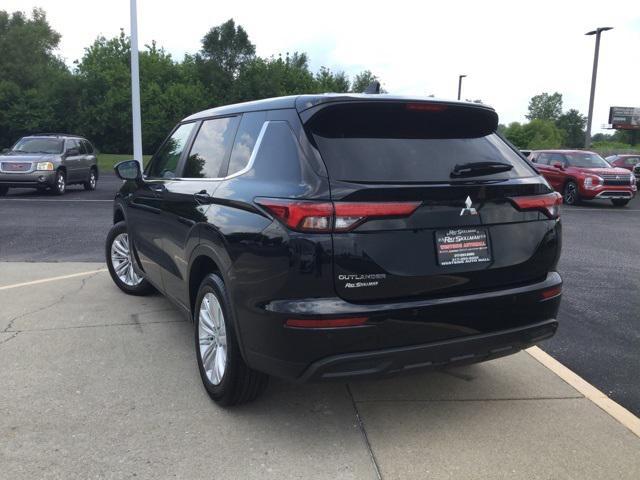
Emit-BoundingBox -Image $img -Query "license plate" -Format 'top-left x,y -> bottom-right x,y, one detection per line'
2,162 -> 30,172
435,227 -> 491,266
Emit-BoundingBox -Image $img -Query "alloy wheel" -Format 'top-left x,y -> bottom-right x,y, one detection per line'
110,233 -> 143,286
198,292 -> 228,385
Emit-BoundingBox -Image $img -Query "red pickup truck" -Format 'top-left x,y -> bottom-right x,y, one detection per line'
529,150 -> 637,206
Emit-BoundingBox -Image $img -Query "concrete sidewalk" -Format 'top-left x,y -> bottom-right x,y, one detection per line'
1,262 -> 638,479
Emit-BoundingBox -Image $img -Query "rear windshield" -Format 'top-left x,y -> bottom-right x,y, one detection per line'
306,103 -> 534,183
13,138 -> 63,154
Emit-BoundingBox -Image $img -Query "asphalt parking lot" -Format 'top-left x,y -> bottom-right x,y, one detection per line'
0,176 -> 639,478
1,175 -> 639,415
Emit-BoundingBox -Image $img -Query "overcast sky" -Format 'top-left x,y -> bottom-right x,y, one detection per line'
4,0 -> 639,132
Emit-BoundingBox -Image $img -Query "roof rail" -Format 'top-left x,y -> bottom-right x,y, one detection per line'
32,133 -> 83,138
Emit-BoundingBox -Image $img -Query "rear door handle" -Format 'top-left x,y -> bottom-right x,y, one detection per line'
194,190 -> 211,204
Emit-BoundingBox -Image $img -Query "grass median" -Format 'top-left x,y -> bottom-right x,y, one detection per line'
97,154 -> 151,174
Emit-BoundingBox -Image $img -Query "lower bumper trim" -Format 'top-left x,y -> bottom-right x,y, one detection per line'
298,319 -> 558,382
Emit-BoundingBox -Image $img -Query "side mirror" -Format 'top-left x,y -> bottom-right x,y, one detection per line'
551,161 -> 564,170
114,160 -> 142,181
66,147 -> 80,156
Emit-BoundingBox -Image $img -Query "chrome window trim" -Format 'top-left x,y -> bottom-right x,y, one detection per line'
170,120 -> 269,182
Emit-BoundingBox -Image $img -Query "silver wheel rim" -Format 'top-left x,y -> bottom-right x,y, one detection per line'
90,172 -> 96,188
198,292 -> 227,385
57,173 -> 65,193
564,184 -> 576,204
110,233 -> 144,286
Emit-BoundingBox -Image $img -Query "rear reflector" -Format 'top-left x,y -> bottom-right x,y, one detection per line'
509,192 -> 562,219
255,198 -> 421,232
540,285 -> 562,300
285,317 -> 369,328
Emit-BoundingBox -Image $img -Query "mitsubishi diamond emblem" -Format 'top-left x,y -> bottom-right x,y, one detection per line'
460,196 -> 478,216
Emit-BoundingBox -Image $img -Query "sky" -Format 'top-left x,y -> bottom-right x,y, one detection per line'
4,0 -> 640,133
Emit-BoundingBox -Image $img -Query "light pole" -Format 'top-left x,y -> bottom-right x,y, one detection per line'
457,75 -> 466,101
130,0 -> 143,167
584,27 -> 612,149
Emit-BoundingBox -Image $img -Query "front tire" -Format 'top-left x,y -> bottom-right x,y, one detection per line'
611,199 -> 630,207
563,181 -> 580,205
105,221 -> 154,296
84,168 -> 97,191
194,274 -> 268,406
52,170 -> 66,195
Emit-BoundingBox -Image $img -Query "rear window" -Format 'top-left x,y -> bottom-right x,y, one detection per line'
306,103 -> 534,183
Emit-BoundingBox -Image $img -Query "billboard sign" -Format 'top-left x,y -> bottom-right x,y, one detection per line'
609,106 -> 640,130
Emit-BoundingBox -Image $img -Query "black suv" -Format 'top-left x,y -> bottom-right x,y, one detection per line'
106,94 -> 563,405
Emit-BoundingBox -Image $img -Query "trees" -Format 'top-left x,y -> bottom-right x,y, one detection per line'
556,109 -> 586,148
0,11 -> 385,153
526,92 -> 563,122
503,120 -> 564,150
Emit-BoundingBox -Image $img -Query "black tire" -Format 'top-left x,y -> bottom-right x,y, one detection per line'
0,186 -> 8,196
194,273 -> 268,406
563,181 -> 580,205
52,170 -> 66,195
105,221 -> 154,296
611,199 -> 630,207
84,167 -> 98,191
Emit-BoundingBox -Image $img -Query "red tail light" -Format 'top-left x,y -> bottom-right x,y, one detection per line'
540,285 -> 562,300
285,317 -> 368,328
509,192 -> 562,219
255,198 -> 421,232
405,103 -> 448,112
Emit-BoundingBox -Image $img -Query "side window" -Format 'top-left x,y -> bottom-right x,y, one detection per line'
550,153 -> 566,166
65,139 -> 80,154
227,111 -> 267,176
78,140 -> 87,154
537,153 -> 550,165
83,140 -> 94,154
183,116 -> 239,179
625,157 -> 639,166
147,123 -> 195,179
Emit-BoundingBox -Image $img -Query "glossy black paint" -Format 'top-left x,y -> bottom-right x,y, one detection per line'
112,94 -> 562,381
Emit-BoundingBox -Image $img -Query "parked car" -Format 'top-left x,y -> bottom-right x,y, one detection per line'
0,134 -> 98,196
520,149 -> 532,158
529,150 -> 637,206
106,95 -> 563,405
606,154 -> 640,180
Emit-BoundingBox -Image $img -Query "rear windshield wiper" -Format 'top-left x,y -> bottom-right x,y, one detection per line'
450,161 -> 513,178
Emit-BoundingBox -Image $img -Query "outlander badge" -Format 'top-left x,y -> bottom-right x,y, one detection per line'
460,196 -> 478,216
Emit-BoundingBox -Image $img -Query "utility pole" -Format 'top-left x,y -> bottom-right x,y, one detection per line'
457,75 -> 466,101
584,27 -> 613,149
130,0 -> 143,167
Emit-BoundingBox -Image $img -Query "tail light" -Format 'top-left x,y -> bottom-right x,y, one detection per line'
540,285 -> 562,300
255,198 -> 421,232
509,192 -> 562,219
285,317 -> 368,328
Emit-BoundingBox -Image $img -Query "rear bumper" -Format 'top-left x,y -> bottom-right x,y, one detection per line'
243,272 -> 563,381
299,319 -> 557,381
0,171 -> 56,188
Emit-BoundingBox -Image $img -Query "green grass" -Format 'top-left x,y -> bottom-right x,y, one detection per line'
97,153 -> 151,173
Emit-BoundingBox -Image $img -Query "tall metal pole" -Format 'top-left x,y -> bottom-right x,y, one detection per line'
457,75 -> 466,101
584,27 -> 612,149
130,0 -> 143,167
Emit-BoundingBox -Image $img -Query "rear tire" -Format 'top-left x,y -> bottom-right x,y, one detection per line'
0,186 -> 8,196
611,199 -> 630,207
194,273 -> 268,406
52,170 -> 66,195
84,168 -> 97,191
563,181 -> 580,205
106,221 -> 154,296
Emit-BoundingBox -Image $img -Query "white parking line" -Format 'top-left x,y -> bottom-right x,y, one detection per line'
0,199 -> 112,203
0,268 -> 108,291
527,346 -> 640,438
